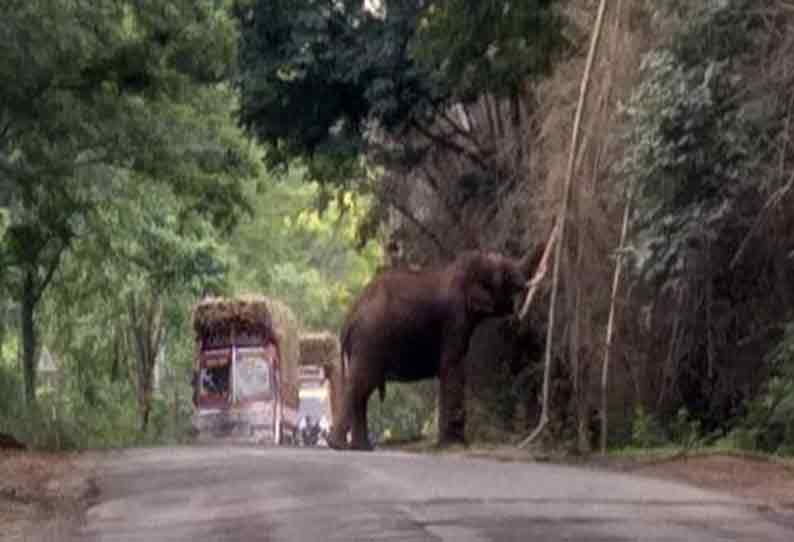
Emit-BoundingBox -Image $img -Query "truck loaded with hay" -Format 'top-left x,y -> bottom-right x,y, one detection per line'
296,332 -> 343,445
191,295 -> 301,444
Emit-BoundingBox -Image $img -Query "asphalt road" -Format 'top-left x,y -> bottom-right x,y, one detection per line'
67,445 -> 791,541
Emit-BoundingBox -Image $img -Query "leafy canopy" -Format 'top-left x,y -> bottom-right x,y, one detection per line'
227,170 -> 382,330
0,0 -> 259,403
233,0 -> 567,184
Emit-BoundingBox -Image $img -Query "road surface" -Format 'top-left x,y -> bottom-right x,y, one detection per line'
66,445 -> 791,541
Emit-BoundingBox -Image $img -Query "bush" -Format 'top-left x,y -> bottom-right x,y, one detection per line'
0,363 -> 194,450
631,405 -> 667,448
721,324 -> 794,455
368,381 -> 436,443
668,407 -> 704,448
0,370 -> 81,451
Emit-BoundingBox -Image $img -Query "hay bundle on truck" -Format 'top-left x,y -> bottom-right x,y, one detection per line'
191,294 -> 300,445
297,332 -> 342,440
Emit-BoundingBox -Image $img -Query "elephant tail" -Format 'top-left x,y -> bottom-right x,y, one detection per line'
339,323 -> 351,384
339,321 -> 383,402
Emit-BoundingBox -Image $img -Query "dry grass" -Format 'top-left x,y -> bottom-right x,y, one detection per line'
298,331 -> 340,367
193,294 -> 277,334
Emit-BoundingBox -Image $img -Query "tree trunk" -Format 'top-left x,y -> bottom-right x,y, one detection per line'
0,305 -> 5,360
139,380 -> 153,434
600,187 -> 633,455
110,337 -> 121,383
128,293 -> 164,435
172,350 -> 179,436
21,270 -> 38,406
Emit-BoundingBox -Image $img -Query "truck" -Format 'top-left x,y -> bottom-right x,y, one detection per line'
297,332 -> 343,445
191,295 -> 301,445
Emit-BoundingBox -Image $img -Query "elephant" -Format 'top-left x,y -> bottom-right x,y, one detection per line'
327,248 -> 543,451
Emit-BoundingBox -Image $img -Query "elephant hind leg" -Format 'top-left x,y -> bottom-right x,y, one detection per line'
329,351 -> 378,452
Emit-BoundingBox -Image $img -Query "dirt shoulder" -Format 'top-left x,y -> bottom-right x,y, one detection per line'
383,440 -> 794,518
469,446 -> 794,517
0,449 -> 98,541
592,451 -> 794,515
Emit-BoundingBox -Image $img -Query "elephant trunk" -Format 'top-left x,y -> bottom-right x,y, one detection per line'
518,244 -> 545,281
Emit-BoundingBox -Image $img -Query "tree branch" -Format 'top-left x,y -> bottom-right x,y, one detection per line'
32,241 -> 68,305
410,120 -> 492,173
375,187 -> 455,259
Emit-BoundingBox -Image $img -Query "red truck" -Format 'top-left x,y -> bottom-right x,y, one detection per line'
191,295 -> 300,445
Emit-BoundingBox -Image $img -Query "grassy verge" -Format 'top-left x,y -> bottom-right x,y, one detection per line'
380,437 -> 794,471
605,445 -> 794,470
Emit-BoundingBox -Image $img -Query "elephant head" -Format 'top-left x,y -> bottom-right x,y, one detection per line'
461,247 -> 543,318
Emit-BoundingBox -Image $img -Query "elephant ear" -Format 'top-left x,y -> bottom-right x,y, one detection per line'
466,282 -> 496,315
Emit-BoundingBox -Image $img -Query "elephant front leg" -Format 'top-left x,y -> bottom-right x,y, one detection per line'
350,390 -> 374,451
438,358 -> 466,446
327,390 -> 353,450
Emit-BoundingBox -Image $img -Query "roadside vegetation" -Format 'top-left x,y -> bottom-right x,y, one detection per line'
2,0 -> 794,467
0,1 -> 380,450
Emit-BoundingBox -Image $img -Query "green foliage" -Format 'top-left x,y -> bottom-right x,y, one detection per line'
669,407 -> 706,449
415,0 -> 568,100
41,176 -> 230,432
619,1 -> 762,275
234,0 -> 567,184
235,0 -> 399,179
368,381 -> 436,443
620,32 -> 752,284
0,1 -> 383,448
628,405 -> 721,451
227,170 -> 382,330
0,365 -> 192,451
0,0 -> 254,278
613,0 -> 794,454
728,325 -> 794,455
630,405 -> 667,448
1,0 -> 257,405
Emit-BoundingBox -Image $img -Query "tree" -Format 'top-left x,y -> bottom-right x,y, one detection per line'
45,180 -> 232,434
116,185 -> 229,433
227,169 -> 382,331
0,0 -> 255,404
234,0 -> 567,190
617,0 -> 794,435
